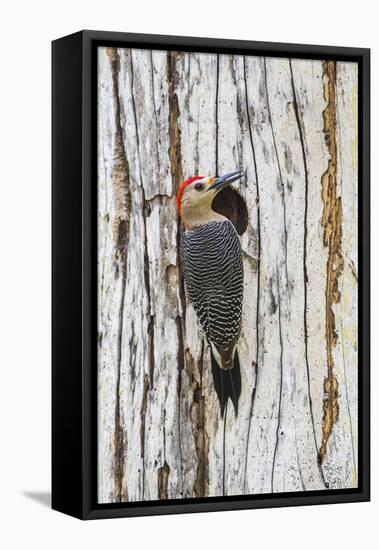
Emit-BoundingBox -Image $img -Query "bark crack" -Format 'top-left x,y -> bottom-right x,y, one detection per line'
289,59 -> 327,487
242,56 -> 260,493
319,61 -> 343,464
271,268 -> 283,493
192,342 -> 209,498
149,50 -> 162,187
294,422 -> 306,491
157,410 -> 170,499
263,58 -> 289,290
140,373 -> 150,500
167,51 -> 184,188
175,314 -> 184,496
129,49 -> 156,499
106,47 -> 131,503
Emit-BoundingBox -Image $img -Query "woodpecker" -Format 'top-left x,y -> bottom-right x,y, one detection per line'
177,170 -> 244,417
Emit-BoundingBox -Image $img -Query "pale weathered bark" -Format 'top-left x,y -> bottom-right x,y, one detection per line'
97,47 -> 358,503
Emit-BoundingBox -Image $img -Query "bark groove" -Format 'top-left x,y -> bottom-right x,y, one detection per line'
107,47 -> 131,502
98,49 -> 358,502
319,61 -> 343,464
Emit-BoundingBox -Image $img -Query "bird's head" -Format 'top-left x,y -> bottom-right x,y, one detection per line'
176,170 -> 244,229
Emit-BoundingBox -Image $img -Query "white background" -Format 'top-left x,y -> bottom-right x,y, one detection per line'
0,1 -> 376,548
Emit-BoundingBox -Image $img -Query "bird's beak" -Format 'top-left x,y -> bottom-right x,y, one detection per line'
208,170 -> 244,192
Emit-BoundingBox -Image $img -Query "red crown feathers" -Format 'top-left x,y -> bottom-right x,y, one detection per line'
176,176 -> 204,214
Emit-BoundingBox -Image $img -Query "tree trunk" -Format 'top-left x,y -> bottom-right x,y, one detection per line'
97,47 -> 358,503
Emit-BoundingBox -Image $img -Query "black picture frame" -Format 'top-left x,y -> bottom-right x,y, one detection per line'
52,30 -> 370,520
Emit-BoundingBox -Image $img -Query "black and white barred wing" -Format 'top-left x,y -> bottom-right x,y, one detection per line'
180,220 -> 244,350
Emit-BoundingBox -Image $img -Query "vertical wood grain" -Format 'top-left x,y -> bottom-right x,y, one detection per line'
98,47 -> 359,502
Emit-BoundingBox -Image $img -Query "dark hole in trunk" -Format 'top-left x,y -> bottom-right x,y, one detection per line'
212,187 -> 249,236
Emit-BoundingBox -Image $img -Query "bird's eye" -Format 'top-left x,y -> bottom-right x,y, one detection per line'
194,182 -> 203,191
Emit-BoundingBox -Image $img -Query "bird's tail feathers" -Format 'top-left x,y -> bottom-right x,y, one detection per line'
210,347 -> 241,418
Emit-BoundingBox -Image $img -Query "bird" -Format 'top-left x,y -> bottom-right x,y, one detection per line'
177,170 -> 244,417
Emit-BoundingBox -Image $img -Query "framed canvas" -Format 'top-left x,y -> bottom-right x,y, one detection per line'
52,30 -> 370,520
